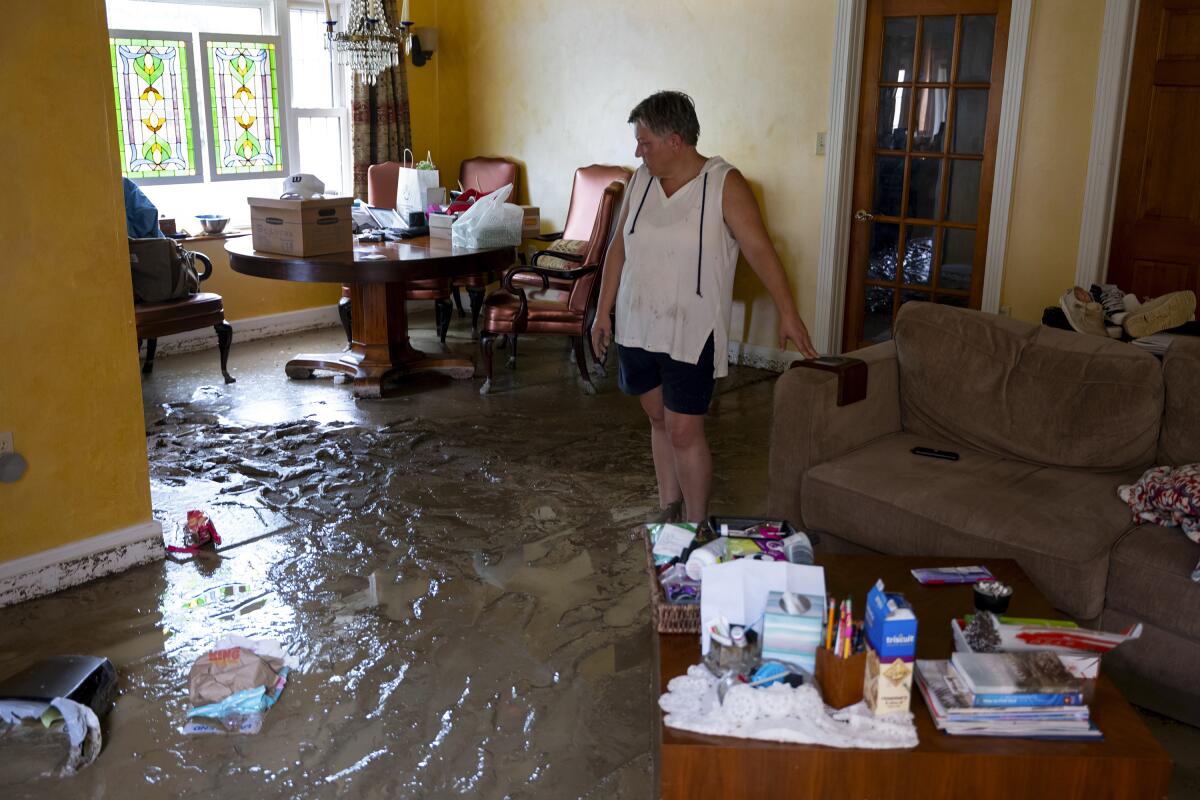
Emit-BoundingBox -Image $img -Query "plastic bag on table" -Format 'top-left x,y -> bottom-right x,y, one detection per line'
451,183 -> 523,248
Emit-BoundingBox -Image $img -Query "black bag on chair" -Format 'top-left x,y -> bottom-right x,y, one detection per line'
129,237 -> 200,302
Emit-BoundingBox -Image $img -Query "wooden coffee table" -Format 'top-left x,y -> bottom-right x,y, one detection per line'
655,554 -> 1172,799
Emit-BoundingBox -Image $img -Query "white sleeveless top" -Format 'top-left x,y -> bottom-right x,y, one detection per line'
614,157 -> 740,378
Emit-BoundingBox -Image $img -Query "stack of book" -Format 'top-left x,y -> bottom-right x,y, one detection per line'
915,652 -> 1101,740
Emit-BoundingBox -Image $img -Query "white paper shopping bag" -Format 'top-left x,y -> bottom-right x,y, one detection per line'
396,149 -> 440,215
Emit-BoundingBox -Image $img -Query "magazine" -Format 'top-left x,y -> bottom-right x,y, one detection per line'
950,651 -> 1083,695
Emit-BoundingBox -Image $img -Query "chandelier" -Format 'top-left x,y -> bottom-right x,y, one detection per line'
324,0 -> 413,85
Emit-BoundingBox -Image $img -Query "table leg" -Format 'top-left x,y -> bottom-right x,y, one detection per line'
284,282 -> 474,398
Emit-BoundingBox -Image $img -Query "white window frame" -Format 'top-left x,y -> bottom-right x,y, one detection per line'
110,0 -> 351,195
284,1 -> 352,194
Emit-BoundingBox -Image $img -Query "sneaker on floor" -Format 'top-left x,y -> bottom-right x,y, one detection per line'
1059,288 -> 1109,337
1123,290 -> 1197,338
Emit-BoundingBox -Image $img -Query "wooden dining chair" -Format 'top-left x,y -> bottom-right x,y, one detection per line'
135,251 -> 235,383
513,164 -> 632,296
353,161 -> 452,344
453,156 -> 521,328
478,180 -> 625,395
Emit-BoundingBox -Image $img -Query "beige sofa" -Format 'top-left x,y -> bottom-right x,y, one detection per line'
767,302 -> 1200,723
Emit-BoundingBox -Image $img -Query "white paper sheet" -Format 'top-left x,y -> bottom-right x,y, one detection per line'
699,560 -> 826,654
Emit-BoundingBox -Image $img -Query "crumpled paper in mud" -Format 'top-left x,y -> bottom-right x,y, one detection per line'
188,636 -> 287,705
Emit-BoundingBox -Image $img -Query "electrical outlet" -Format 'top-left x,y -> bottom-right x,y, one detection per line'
815,131 -> 827,156
0,432 -> 11,456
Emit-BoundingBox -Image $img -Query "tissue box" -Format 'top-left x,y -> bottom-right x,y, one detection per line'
519,205 -> 540,237
862,580 -> 918,716
760,590 -> 826,673
428,212 -> 456,239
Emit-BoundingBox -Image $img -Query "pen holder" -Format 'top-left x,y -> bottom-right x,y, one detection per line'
815,646 -> 867,709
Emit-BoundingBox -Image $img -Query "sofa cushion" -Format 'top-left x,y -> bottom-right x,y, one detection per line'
1159,336 -> 1200,466
801,431 -> 1141,619
893,302 -> 1163,471
1107,523 -> 1200,641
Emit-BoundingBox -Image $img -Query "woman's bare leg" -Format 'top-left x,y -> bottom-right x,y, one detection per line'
664,409 -> 711,522
638,387 -> 684,512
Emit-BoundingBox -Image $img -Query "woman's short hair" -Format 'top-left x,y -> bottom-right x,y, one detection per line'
628,91 -> 700,146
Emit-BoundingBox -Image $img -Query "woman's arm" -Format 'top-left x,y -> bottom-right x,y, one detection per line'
722,169 -> 818,358
590,192 -> 632,357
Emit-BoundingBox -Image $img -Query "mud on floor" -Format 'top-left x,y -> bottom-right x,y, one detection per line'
3,405 -> 671,798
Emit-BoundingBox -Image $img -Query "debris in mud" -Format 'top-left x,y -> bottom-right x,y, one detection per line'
0,656 -> 115,780
183,636 -> 294,736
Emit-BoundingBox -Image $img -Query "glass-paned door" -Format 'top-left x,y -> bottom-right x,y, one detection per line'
842,1 -> 1010,350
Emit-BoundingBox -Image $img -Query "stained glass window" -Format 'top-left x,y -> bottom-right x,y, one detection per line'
201,36 -> 285,178
110,32 -> 202,181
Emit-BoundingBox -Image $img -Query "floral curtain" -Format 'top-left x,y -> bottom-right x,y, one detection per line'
350,0 -> 413,200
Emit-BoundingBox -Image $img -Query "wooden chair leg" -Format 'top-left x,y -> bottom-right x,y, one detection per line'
468,287 -> 485,331
435,299 -> 452,343
480,333 -> 496,395
215,321 -> 235,383
572,336 -> 596,394
338,296 -> 352,345
142,338 -> 158,375
452,286 -> 467,317
507,334 -> 518,369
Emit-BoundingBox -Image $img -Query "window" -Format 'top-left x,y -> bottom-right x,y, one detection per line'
107,0 -> 349,226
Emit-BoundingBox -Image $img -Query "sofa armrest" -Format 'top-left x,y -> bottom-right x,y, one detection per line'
1159,337 -> 1200,466
767,340 -> 902,529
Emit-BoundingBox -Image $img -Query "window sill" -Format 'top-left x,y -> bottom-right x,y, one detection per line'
174,229 -> 252,243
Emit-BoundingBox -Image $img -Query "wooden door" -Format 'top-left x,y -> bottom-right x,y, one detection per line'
1107,0 -> 1200,298
842,0 -> 1010,351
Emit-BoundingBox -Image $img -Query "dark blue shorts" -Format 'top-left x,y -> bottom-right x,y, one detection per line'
617,334 -> 716,415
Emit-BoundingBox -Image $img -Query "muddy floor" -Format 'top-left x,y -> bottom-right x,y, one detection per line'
0,318 -> 779,799
3,316 -> 1198,799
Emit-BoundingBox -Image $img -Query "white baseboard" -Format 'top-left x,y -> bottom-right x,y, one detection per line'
0,520 -> 164,607
149,304 -> 341,357
726,340 -> 802,373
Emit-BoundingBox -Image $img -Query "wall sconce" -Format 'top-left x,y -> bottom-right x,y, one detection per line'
409,26 -> 437,67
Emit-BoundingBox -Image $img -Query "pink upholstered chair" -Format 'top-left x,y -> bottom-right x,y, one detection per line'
337,162 -> 452,344
453,156 -> 520,329
478,181 -> 625,395
514,164 -> 632,295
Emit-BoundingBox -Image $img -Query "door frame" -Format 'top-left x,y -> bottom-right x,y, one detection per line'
1074,0 -> 1139,290
813,0 -> 1032,353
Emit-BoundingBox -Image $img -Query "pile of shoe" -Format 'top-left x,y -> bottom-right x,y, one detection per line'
1059,284 -> 1196,339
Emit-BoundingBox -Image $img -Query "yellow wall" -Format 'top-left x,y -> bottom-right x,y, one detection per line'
0,0 -> 153,562
1000,0 -> 1104,321
187,238 -> 341,322
409,0 -> 1108,345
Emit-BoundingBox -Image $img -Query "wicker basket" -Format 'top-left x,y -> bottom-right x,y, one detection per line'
642,527 -> 701,634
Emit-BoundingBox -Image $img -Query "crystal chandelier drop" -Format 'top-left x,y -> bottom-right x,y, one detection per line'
325,0 -> 412,85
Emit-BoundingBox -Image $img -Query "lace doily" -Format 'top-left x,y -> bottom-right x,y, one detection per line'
659,664 -> 918,748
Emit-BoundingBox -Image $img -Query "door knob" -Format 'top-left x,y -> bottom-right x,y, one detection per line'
854,209 -> 874,222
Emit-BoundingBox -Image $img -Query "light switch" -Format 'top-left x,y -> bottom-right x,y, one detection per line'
815,131 -> 827,156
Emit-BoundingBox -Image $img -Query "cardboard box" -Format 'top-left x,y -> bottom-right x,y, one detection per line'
760,590 -> 825,674
520,205 -> 540,237
428,212 -> 456,240
862,580 -> 918,715
248,197 -> 353,256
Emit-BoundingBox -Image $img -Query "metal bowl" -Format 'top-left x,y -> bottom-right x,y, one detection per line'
196,214 -> 229,234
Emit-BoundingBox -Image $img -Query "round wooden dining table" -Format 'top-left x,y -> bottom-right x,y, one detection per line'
226,236 -> 516,398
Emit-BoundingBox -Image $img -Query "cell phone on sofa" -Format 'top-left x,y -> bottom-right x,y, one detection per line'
911,446 -> 959,461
